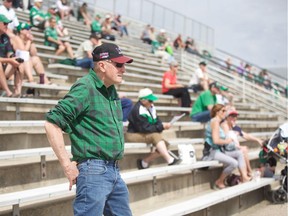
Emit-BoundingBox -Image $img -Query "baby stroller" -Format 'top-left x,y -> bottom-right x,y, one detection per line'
266,122 -> 288,204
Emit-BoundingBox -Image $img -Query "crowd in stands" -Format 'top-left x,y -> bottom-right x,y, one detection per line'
0,0 -> 281,191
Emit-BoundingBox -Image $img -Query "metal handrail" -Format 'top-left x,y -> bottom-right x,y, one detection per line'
180,52 -> 287,119
43,0 -> 214,52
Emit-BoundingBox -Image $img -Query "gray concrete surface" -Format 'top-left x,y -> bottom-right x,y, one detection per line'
235,200 -> 287,216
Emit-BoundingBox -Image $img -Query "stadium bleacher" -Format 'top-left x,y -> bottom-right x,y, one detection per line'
0,3 -> 287,216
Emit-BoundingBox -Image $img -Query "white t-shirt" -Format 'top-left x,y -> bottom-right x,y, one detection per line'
74,40 -> 94,59
0,5 -> 19,30
216,94 -> 229,105
189,68 -> 208,85
56,0 -> 70,11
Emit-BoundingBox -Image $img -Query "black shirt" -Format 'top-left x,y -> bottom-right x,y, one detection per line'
0,33 -> 14,58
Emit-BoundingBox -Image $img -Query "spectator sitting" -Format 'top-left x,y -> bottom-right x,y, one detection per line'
156,28 -> 167,45
118,92 -> 133,123
244,63 -> 253,80
91,14 -> 102,34
173,34 -> 184,50
15,22 -> 51,84
101,14 -> 116,41
258,69 -> 272,90
225,108 -> 263,176
29,0 -> 49,30
216,85 -> 234,107
0,0 -> 25,58
225,57 -> 232,72
125,88 -> 179,169
112,14 -> 129,37
188,61 -> 209,92
237,61 -> 245,76
202,50 -> 212,60
77,2 -> 92,27
44,17 -> 74,59
190,81 -> 220,123
140,24 -> 153,44
204,104 -> 251,189
0,0 -> 19,33
151,40 -> 171,64
56,0 -> 74,20
184,37 -> 200,55
74,33 -> 102,69
47,5 -> 69,38
164,38 -> 175,63
162,61 -> 191,108
0,14 -> 24,97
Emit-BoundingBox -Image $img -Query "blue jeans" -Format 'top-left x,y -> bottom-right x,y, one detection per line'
191,110 -> 211,123
74,159 -> 132,216
75,58 -> 94,69
121,98 -> 133,122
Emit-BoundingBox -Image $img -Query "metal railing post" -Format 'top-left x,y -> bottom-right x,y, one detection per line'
242,76 -> 246,102
151,2 -> 155,26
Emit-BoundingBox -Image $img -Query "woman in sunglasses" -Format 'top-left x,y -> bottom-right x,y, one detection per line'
204,104 -> 251,189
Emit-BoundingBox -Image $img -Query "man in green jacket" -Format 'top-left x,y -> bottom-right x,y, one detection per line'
45,43 -> 133,216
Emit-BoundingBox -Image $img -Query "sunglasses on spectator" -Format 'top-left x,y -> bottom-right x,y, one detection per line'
106,60 -> 124,68
148,100 -> 154,103
6,0 -> 13,2
229,114 -> 238,118
2,22 -> 9,26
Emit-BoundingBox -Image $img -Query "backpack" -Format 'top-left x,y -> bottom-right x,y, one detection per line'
224,174 -> 241,186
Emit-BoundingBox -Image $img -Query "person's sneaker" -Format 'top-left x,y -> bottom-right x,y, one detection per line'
168,158 -> 181,166
136,159 -> 148,170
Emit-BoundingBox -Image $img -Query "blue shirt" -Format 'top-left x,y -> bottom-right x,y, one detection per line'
205,119 -> 226,150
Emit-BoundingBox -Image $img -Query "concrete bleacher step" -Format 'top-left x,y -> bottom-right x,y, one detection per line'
0,151 -> 273,216
0,160 -> 218,214
0,94 -> 281,121
140,178 -> 275,216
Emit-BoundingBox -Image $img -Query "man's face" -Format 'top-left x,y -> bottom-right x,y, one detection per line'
200,65 -> 206,72
50,19 -> 57,28
227,114 -> 238,125
101,60 -> 126,87
35,1 -> 43,8
211,87 -> 220,95
0,22 -> 8,33
170,64 -> 178,73
3,0 -> 13,8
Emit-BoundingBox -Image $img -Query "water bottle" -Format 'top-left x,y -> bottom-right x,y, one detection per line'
39,74 -> 45,84
254,169 -> 261,182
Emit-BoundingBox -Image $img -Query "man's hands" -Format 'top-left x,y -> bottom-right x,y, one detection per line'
63,161 -> 79,190
163,122 -> 171,130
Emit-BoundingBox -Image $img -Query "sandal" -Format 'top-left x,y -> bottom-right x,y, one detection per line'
213,183 -> 225,190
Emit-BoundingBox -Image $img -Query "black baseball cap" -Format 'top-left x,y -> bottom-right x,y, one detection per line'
199,61 -> 207,66
92,43 -> 133,64
209,81 -> 220,89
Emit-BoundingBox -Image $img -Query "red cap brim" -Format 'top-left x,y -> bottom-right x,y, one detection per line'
111,56 -> 133,64
228,111 -> 239,116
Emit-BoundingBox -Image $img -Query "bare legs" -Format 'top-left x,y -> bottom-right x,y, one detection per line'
0,64 -> 13,96
142,140 -> 174,164
55,42 -> 74,58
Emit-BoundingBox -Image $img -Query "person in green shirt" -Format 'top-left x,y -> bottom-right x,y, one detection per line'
45,43 -> 133,216
29,0 -> 48,30
190,81 -> 220,123
44,17 -> 74,58
91,14 -> 102,34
